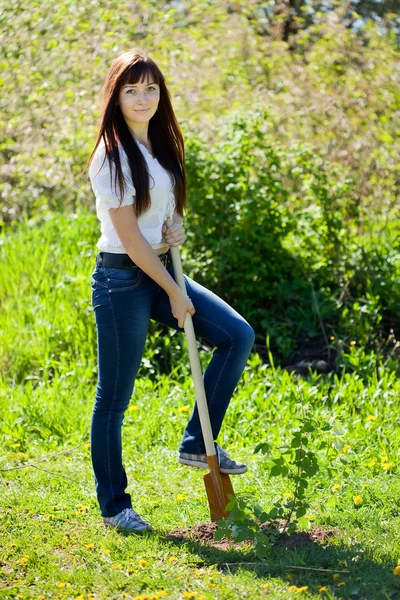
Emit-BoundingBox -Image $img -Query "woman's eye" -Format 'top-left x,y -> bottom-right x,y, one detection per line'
126,87 -> 156,94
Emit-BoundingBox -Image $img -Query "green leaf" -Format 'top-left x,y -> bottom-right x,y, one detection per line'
321,422 -> 333,431
214,528 -> 229,541
296,505 -> 307,518
326,496 -> 337,509
232,526 -> 255,543
302,421 -> 315,432
297,516 -> 309,529
333,438 -> 344,451
270,464 -> 282,476
254,442 -> 270,455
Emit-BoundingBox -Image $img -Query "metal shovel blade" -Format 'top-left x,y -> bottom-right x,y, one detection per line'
203,455 -> 235,522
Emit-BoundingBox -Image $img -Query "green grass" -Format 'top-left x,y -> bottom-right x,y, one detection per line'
1,362 -> 400,600
1,213 -> 400,599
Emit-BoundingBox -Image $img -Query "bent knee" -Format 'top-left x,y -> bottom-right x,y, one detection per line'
238,321 -> 255,349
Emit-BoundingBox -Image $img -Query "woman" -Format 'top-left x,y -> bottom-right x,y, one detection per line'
86,49 -> 255,534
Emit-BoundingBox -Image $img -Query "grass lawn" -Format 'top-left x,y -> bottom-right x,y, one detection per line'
1,359 -> 400,600
1,213 -> 400,599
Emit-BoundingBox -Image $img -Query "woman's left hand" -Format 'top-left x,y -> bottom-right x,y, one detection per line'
162,221 -> 186,247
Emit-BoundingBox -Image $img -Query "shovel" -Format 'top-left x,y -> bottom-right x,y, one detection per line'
166,217 -> 235,522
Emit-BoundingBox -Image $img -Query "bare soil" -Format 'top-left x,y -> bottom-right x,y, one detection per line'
168,520 -> 338,552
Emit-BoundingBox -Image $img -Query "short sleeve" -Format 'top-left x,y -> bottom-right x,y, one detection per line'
89,144 -> 136,209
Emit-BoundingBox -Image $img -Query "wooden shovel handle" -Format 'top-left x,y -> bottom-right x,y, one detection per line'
166,217 -> 216,459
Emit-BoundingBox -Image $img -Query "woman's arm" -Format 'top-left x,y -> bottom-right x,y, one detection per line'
173,208 -> 183,224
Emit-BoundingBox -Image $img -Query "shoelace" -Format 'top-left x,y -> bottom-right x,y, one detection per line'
117,508 -> 147,526
216,445 -> 233,463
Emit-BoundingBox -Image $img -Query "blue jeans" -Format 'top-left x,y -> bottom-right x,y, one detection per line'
90,252 -> 255,517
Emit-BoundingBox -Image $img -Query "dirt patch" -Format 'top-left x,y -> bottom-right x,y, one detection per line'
168,521 -> 338,552
262,521 -> 338,549
168,521 -> 251,551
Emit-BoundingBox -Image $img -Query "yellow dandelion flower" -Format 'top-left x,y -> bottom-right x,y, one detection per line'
338,560 -> 347,567
342,445 -> 351,454
332,484 -> 342,492
297,587 -> 309,593
182,593 -> 197,598
37,596 -> 46,599
198,596 -> 206,600
333,574 -> 340,580
112,564 -> 123,570
366,415 -> 377,421
176,494 -> 187,501
194,569 -> 204,576
58,583 -> 66,588
354,495 -> 363,506
12,442 -> 21,448
288,586 -> 298,592
362,484 -> 369,489
101,549 -> 110,555
382,462 -> 393,471
85,543 -> 95,551
128,404 -> 139,411
319,587 -> 328,592
330,336 -> 335,340
305,514 -> 315,521
178,406 -> 190,413
85,443 -> 91,449
156,593 -> 168,598
393,565 -> 400,576
168,556 -> 178,562
287,574 -> 293,581
138,559 -> 148,568
19,556 -> 29,563
350,340 -> 356,345
337,581 -> 345,587
74,596 -> 85,600
368,459 -> 377,468
137,458 -> 144,464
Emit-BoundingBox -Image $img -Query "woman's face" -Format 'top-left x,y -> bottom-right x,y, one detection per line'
117,75 -> 160,128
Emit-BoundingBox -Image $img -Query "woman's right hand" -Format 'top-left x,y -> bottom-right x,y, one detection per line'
169,289 -> 196,329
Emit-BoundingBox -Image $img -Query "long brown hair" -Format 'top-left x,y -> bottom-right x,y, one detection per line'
83,48 -> 186,218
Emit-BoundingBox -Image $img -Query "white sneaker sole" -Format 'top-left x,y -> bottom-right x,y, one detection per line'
103,520 -> 153,534
178,457 -> 248,475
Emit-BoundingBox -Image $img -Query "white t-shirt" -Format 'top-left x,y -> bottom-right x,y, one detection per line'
89,138 -> 176,254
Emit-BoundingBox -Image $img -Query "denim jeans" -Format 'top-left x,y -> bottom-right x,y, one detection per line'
90,251 -> 255,517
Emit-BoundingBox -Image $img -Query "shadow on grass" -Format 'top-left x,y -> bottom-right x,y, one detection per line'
160,522 -> 400,599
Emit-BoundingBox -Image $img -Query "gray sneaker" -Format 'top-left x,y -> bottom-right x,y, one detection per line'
178,443 -> 248,475
103,508 -> 153,534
